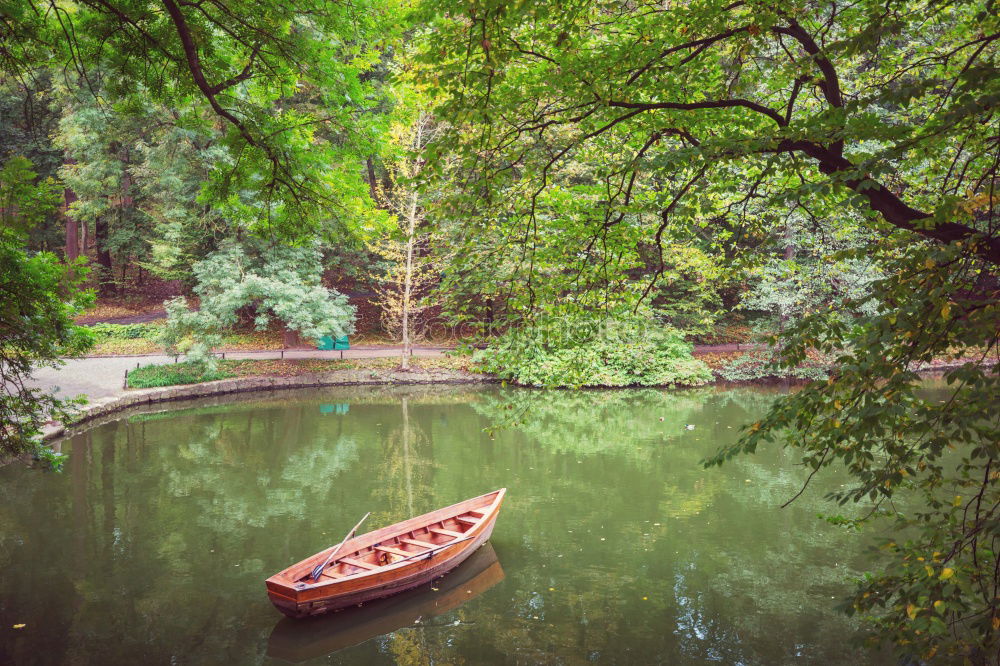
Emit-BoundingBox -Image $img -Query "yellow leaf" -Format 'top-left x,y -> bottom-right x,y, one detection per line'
924,258 -> 935,269
939,568 -> 955,580
941,303 -> 951,319
953,495 -> 962,507
925,565 -> 934,578
933,600 -> 943,610
12,624 -> 25,629
906,604 -> 919,620
993,616 -> 1000,630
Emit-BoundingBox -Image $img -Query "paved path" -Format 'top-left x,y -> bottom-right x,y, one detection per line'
28,346 -> 450,401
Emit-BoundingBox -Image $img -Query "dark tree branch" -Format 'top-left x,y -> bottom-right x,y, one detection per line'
608,98 -> 786,127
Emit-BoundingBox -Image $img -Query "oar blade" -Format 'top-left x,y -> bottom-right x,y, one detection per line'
309,512 -> 370,582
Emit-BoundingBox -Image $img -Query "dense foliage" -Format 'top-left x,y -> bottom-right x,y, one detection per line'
4,0 -> 398,239
475,313 -> 712,388
418,0 -> 999,659
161,240 -> 355,366
0,157 -> 92,459
2,0 -> 998,658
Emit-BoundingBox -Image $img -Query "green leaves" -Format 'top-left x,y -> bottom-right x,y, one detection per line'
0,160 -> 94,456
416,0 -> 1000,658
161,239 -> 355,368
13,0 -> 402,241
473,311 -> 713,388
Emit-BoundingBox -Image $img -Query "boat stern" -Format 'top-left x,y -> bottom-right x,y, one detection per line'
266,576 -> 309,618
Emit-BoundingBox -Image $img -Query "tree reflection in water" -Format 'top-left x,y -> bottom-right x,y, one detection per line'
0,384 -> 893,664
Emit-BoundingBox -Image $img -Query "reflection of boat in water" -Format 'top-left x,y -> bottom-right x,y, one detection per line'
267,542 -> 504,662
266,489 -> 505,618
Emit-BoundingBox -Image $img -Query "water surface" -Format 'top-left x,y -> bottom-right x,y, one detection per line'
1,385 -> 883,664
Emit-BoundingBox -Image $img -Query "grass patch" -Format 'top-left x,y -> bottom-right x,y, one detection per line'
128,363 -> 235,388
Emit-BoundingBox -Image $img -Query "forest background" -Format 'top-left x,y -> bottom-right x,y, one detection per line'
1,0 -> 998,661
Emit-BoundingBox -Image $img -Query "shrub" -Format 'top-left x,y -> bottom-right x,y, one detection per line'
127,362 -> 234,388
716,350 -> 831,382
473,314 -> 713,388
162,239 -> 354,370
88,323 -> 159,341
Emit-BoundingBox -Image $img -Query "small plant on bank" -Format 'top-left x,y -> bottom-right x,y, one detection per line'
33,446 -> 67,471
716,349 -> 832,382
127,362 -> 235,388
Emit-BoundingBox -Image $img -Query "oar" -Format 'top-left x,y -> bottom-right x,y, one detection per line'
311,512 -> 370,581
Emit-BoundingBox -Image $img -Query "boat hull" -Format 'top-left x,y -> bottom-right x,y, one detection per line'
266,489 -> 505,619
267,543 -> 505,661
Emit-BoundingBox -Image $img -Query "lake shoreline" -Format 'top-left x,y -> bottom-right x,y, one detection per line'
36,358 -> 979,446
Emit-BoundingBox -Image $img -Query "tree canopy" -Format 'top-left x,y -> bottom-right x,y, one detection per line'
1,0 -> 998,659
4,0 -> 398,237
415,0 -> 999,658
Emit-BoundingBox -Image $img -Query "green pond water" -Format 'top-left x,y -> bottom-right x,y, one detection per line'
0,385 -> 892,664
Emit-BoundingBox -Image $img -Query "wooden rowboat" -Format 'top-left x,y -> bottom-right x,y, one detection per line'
266,542 -> 505,661
265,488 -> 506,618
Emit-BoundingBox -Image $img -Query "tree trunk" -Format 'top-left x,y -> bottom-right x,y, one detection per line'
366,157 -> 379,204
282,324 -> 299,348
94,217 -> 114,296
400,121 -> 424,371
63,187 -> 79,262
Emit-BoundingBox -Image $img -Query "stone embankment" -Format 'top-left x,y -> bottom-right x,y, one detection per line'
40,367 -> 493,442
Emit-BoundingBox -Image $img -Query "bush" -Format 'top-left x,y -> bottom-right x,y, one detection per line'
127,362 -> 234,388
88,323 -> 159,341
473,315 -> 713,388
716,350 -> 831,382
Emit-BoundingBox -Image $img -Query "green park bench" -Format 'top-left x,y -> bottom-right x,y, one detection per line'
316,335 -> 350,358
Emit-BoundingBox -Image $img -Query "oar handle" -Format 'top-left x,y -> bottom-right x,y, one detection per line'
311,512 -> 370,581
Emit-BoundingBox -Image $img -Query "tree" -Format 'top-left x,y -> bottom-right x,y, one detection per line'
4,0 -> 398,241
0,156 -> 92,460
372,111 -> 440,369
418,0 -> 999,658
161,239 -> 355,367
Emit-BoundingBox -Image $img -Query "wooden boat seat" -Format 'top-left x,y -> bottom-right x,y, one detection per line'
373,544 -> 409,558
455,515 -> 479,526
339,556 -> 378,571
430,527 -> 464,538
400,537 -> 434,549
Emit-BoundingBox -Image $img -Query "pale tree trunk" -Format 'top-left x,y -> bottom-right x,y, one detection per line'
401,191 -> 418,370
399,118 -> 424,371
